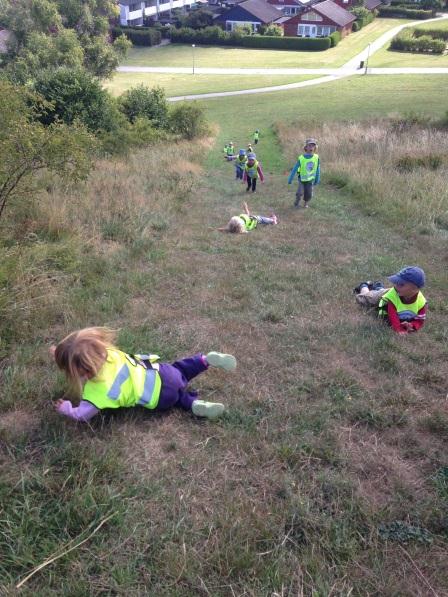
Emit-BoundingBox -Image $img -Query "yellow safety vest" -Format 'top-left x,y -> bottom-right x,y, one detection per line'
82,348 -> 161,411
236,156 -> 247,169
245,160 -> 259,178
239,213 -> 257,231
298,154 -> 319,182
378,288 -> 426,322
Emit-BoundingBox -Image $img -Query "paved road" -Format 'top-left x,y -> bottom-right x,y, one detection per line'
116,15 -> 448,101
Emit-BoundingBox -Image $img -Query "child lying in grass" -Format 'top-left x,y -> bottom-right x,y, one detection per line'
52,327 -> 236,422
355,266 -> 427,335
218,202 -> 277,233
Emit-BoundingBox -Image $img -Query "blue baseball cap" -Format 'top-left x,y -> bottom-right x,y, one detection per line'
388,266 -> 425,288
247,152 -> 256,159
239,149 -> 246,156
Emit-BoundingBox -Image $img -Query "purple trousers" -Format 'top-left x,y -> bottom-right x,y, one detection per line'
156,354 -> 208,411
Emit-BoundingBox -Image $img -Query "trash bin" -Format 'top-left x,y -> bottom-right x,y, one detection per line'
359,60 -> 365,69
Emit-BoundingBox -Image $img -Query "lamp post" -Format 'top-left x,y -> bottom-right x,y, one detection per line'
192,44 -> 195,75
364,43 -> 371,75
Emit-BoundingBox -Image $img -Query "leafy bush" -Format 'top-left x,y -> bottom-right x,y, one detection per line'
260,24 -> 283,37
390,31 -> 445,53
352,21 -> 360,32
378,6 -> 433,19
176,8 -> 215,29
111,26 -> 162,46
33,67 -> 121,133
120,85 -> 168,127
413,27 -> 448,41
168,103 -> 208,140
170,26 -> 331,50
330,31 -> 341,47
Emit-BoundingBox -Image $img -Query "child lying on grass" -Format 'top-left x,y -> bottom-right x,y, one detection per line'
218,202 -> 277,233
52,327 -> 236,422
355,266 -> 427,335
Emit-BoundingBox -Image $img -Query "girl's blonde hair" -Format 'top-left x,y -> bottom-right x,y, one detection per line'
227,216 -> 246,234
54,327 -> 117,394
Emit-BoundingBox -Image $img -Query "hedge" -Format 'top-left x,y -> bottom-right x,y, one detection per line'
352,21 -> 360,32
390,32 -> 445,52
330,31 -> 341,47
413,27 -> 448,41
378,6 -> 433,19
170,27 -> 331,50
111,26 -> 162,46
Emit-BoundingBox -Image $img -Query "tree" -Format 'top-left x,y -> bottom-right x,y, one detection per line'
33,67 -> 121,133
120,85 -> 168,128
0,0 -> 126,80
177,8 -> 215,29
0,81 -> 95,221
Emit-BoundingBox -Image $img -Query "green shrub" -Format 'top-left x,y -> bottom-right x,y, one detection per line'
120,85 -> 168,127
330,31 -> 341,47
390,31 -> 445,53
168,103 -> 208,140
111,26 -> 162,46
413,27 -> 448,41
170,26 -> 331,50
378,6 -> 433,19
33,67 -> 121,133
395,153 -> 443,172
352,21 -> 360,32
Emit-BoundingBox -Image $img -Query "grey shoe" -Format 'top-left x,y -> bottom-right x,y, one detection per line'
192,400 -> 225,419
206,351 -> 237,370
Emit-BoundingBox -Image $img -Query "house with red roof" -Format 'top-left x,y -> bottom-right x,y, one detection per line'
283,0 -> 355,38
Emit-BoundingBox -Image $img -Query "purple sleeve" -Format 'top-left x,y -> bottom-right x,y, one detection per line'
57,400 -> 99,422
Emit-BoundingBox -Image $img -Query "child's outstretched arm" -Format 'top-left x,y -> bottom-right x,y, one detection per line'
55,399 -> 99,422
314,158 -> 321,185
243,202 -> 250,215
257,164 -> 264,182
287,161 -> 299,184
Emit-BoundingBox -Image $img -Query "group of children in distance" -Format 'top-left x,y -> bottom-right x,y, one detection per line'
52,130 -> 428,426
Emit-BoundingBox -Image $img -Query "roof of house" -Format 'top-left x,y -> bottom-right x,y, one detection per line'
365,0 -> 381,10
307,0 -> 355,25
233,0 -> 283,21
216,0 -> 282,22
267,0 -> 301,7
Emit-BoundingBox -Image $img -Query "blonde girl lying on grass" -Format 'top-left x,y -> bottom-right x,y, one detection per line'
218,202 -> 278,233
51,327 -> 236,422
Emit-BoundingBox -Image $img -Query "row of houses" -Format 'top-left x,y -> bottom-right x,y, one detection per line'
119,0 -> 382,39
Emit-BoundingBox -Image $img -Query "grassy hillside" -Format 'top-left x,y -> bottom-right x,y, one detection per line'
1,76 -> 447,594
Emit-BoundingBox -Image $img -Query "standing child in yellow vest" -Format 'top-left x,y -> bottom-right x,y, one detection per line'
288,138 -> 320,208
218,201 -> 277,233
52,328 -> 236,422
243,153 -> 264,193
253,129 -> 260,145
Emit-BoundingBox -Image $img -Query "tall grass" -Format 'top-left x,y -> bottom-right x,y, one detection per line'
277,117 -> 448,234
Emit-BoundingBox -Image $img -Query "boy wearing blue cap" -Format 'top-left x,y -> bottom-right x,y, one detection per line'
235,149 -> 247,180
378,266 -> 427,334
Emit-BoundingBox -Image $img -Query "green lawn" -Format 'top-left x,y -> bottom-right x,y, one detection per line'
370,19 -> 448,67
105,72 -> 319,97
121,19 -> 408,69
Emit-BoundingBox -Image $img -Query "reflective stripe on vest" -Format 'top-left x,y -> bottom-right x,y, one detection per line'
239,213 -> 257,231
246,160 -> 259,178
298,154 -> 319,182
378,288 -> 426,321
83,349 -> 161,410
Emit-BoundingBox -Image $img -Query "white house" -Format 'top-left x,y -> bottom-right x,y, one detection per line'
118,0 -> 205,25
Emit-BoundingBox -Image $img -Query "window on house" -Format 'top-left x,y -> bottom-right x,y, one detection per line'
130,2 -> 141,11
301,11 -> 322,21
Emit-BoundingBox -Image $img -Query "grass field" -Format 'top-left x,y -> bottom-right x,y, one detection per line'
371,19 -> 448,67
121,19 -> 408,69
1,75 -> 448,594
104,72 -> 319,97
